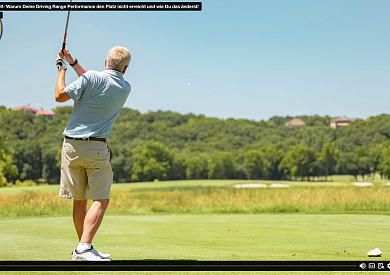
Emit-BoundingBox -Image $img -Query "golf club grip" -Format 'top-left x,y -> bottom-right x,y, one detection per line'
62,32 -> 67,53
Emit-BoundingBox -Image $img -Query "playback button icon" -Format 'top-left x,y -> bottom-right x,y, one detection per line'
359,263 -> 366,269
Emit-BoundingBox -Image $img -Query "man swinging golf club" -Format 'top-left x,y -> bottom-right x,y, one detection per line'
55,46 -> 131,261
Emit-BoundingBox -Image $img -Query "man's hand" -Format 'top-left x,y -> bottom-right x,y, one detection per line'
55,49 -> 71,102
56,51 -> 68,71
62,48 -> 87,77
63,49 -> 76,65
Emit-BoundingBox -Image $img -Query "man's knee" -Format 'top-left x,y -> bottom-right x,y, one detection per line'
94,199 -> 110,209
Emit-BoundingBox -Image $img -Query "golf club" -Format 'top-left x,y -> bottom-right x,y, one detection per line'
62,0 -> 72,54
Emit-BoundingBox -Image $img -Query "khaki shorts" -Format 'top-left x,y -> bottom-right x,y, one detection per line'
59,138 -> 113,200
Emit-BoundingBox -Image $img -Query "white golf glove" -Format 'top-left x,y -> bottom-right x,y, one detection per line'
56,55 -> 68,71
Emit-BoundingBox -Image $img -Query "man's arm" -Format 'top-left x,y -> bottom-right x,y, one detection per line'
55,49 -> 71,102
63,49 -> 87,77
55,70 -> 71,102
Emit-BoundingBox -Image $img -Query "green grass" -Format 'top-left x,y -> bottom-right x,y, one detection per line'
1,178 -> 389,274
1,175 -> 388,194
0,214 -> 388,275
0,180 -> 242,194
2,184 -> 390,218
0,179 -> 335,194
2,174 -> 389,194
0,175 -> 372,194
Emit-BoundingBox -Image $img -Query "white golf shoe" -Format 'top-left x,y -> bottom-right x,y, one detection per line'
91,246 -> 111,259
72,246 -> 111,261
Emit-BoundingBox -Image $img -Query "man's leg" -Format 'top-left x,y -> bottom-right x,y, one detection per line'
74,141 -> 112,259
73,200 -> 87,241
80,199 -> 110,244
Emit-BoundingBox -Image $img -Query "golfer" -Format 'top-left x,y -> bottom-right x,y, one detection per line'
55,46 -> 131,261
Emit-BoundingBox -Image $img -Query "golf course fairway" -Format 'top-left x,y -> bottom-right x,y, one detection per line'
0,213 -> 387,275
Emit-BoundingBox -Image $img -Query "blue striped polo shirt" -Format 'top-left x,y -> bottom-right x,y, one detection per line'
63,70 -> 131,139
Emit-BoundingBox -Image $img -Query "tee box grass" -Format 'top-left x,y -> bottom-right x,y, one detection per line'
0,178 -> 388,275
0,214 -> 387,275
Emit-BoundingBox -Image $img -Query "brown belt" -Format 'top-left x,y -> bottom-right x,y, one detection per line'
64,136 -> 106,142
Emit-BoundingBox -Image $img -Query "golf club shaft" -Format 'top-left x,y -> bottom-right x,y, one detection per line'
62,0 -> 72,53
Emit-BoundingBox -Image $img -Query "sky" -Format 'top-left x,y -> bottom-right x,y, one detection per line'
0,0 -> 389,121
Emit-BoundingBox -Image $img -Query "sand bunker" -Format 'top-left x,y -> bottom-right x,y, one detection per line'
233,184 -> 267,188
352,182 -> 373,187
269,184 -> 290,188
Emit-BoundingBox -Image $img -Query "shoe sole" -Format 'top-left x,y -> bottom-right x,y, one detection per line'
72,251 -> 111,261
72,255 -> 111,261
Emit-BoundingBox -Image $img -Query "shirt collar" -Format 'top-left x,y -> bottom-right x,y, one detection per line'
104,70 -> 124,78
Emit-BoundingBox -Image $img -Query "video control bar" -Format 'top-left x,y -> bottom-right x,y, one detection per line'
0,261 -> 386,271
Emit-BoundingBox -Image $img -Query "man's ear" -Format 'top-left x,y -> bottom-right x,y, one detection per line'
105,59 -> 107,69
122,65 -> 129,74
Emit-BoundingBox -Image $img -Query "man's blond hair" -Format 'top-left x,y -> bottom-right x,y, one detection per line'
107,46 -> 131,72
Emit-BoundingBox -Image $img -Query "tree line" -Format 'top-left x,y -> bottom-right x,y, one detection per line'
1,106 -> 390,186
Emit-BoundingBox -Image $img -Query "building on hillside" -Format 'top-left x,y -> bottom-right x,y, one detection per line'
284,118 -> 306,128
35,109 -> 55,120
12,104 -> 39,113
330,117 -> 357,129
12,104 -> 55,120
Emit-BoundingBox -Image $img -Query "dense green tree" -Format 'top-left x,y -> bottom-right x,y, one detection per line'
244,150 -> 268,180
0,115 -> 17,186
185,154 -> 208,179
4,106 -> 390,184
304,115 -> 332,127
242,146 -> 284,180
337,152 -> 359,180
41,147 -> 61,184
0,139 -> 18,186
261,146 -> 285,180
167,150 -> 188,180
317,142 -> 339,181
207,152 -> 235,179
367,146 -> 383,179
279,144 -> 316,181
12,140 -> 42,181
379,146 -> 390,179
110,139 -> 144,183
268,116 -> 292,126
354,147 -> 371,180
131,141 -> 173,181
